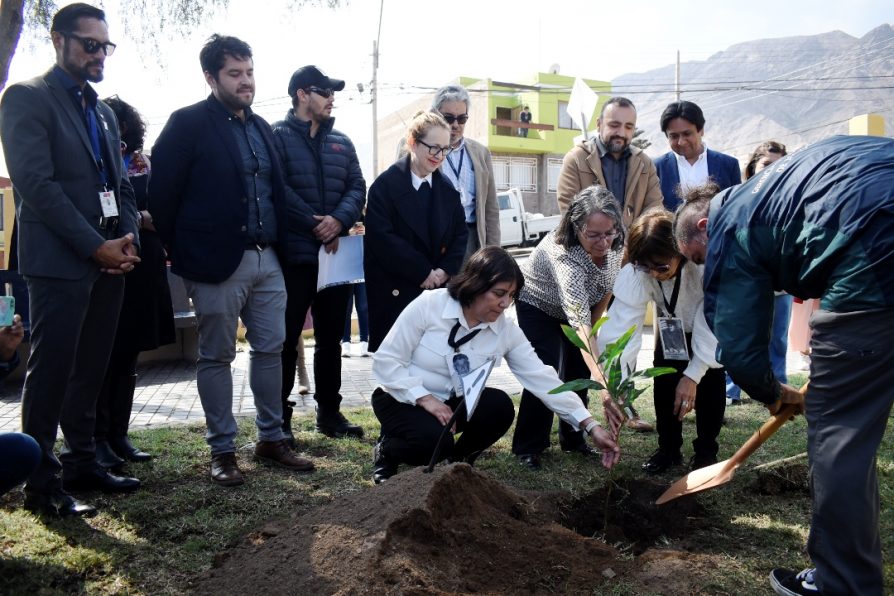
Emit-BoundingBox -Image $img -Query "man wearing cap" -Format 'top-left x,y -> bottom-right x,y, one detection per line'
272,65 -> 366,441
150,35 -> 315,486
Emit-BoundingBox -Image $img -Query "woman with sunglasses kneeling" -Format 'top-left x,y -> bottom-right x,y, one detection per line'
598,205 -> 726,475
370,246 -> 620,484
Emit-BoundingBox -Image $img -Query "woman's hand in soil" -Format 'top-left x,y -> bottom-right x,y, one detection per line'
588,426 -> 621,469
674,376 -> 697,421
417,395 -> 456,431
601,396 -> 624,439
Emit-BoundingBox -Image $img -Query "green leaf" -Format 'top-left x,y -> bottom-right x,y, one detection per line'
550,379 -> 604,394
589,316 -> 608,338
560,324 -> 588,351
641,366 -> 677,378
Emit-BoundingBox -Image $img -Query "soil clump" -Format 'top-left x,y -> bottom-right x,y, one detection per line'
191,465 -> 723,595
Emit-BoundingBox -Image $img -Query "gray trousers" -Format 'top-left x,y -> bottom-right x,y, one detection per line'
22,271 -> 124,493
184,249 -> 287,455
807,307 -> 894,595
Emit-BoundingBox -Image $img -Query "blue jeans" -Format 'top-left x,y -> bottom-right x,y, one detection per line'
727,293 -> 792,399
342,283 -> 369,343
0,433 -> 41,496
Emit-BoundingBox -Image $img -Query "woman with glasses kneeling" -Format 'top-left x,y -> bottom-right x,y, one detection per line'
370,246 -> 620,484
365,111 -> 468,353
598,205 -> 725,475
511,185 -> 634,472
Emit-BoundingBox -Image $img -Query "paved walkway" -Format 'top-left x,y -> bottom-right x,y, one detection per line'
0,323 -> 806,433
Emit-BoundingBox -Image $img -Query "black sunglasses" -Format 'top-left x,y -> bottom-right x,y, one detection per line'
440,113 -> 468,125
306,86 -> 334,98
416,139 -> 452,158
65,33 -> 116,56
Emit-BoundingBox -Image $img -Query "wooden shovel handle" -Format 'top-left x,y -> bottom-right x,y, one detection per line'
726,381 -> 809,467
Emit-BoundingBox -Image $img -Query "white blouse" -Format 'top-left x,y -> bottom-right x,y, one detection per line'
597,262 -> 720,383
372,289 -> 592,428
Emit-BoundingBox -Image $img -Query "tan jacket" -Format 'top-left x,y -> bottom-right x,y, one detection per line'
459,137 -> 500,248
557,141 -> 663,228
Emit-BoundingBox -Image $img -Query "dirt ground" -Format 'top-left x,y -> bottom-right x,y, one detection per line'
191,464 -> 738,595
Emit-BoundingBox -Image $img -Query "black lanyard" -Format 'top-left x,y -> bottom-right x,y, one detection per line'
448,320 -> 481,352
659,268 -> 683,318
447,147 -> 465,179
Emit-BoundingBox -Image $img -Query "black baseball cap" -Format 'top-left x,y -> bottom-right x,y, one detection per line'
287,65 -> 345,98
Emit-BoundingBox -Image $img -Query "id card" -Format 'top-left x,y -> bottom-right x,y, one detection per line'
0,295 -> 14,327
657,317 -> 689,361
99,190 -> 119,217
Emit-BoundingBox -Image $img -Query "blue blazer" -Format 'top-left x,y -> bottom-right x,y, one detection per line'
149,95 -> 290,284
654,149 -> 742,211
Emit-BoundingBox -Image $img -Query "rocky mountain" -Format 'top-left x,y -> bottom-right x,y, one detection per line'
613,24 -> 894,162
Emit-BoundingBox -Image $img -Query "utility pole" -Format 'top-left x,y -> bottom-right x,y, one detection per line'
371,0 -> 384,177
675,50 -> 681,100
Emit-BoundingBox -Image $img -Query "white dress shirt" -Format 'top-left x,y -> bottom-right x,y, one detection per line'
674,144 -> 709,195
410,170 -> 433,190
372,288 -> 592,428
597,262 -> 720,383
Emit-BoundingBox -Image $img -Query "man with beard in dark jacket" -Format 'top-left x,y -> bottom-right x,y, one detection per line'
272,65 -> 366,443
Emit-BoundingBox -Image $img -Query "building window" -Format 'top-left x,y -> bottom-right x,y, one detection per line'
547,158 -> 563,193
493,156 -> 537,192
557,101 -> 575,130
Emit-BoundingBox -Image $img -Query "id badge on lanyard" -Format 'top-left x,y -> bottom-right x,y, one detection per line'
657,270 -> 689,361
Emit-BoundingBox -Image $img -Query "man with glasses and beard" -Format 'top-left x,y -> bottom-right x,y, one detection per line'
0,3 -> 142,517
150,35 -> 315,487
557,97 -> 663,230
431,85 -> 500,260
271,66 -> 366,442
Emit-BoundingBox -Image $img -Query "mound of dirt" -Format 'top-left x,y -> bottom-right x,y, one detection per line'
191,464 -> 627,595
751,462 -> 810,495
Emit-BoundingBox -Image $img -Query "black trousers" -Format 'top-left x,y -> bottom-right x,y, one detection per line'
94,349 -> 139,440
21,272 -> 124,493
511,300 -> 588,455
372,387 -> 515,466
281,263 -> 352,413
653,335 -> 726,457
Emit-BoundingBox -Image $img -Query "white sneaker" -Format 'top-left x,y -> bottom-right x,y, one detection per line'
359,341 -> 369,357
795,353 -> 810,371
341,342 -> 352,358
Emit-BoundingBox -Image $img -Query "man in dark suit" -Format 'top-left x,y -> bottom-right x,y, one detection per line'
653,100 -> 741,211
150,34 -> 315,487
0,3 -> 142,517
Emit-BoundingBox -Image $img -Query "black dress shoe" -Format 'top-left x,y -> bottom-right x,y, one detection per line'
24,491 -> 97,517
372,439 -> 398,484
561,443 -> 598,457
63,468 -> 141,494
641,449 -> 683,475
516,453 -> 542,471
316,409 -> 364,439
689,453 -> 718,471
95,439 -> 126,470
108,436 -> 152,463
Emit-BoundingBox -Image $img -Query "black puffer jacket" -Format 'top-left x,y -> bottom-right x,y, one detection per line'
271,111 -> 366,264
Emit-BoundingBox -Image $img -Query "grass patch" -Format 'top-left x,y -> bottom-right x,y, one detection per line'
2,378 -> 892,594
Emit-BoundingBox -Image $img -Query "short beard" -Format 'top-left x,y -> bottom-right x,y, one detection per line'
62,42 -> 103,83
605,136 -> 628,154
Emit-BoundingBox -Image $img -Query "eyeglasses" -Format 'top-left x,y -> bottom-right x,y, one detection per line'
580,230 -> 618,243
633,262 -> 673,274
440,113 -> 469,125
416,139 -> 452,158
65,33 -> 116,56
306,86 -> 334,98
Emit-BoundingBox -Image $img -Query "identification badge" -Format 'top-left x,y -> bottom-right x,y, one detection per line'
657,317 -> 689,361
99,190 -> 119,217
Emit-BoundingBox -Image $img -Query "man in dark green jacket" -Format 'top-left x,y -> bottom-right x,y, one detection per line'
673,135 -> 894,596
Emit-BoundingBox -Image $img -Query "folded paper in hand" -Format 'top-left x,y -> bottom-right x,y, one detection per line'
317,235 -> 365,291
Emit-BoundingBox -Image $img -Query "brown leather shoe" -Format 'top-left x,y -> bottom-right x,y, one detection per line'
625,417 -> 655,432
210,452 -> 244,487
255,439 -> 315,472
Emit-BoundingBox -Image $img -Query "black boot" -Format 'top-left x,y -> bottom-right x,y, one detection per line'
282,404 -> 298,450
373,438 -> 398,484
316,407 -> 364,439
108,374 -> 151,462
95,439 -> 126,470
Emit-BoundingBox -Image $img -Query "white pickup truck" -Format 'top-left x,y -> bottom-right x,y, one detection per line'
498,188 -> 561,248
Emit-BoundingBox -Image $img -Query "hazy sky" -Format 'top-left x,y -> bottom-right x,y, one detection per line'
2,0 -> 891,180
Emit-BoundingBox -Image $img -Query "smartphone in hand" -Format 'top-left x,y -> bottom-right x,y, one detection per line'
0,295 -> 15,327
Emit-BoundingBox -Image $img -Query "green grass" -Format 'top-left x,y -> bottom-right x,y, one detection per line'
1,375 -> 892,594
